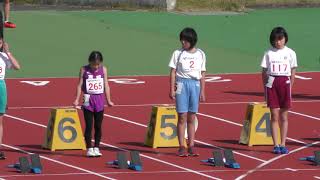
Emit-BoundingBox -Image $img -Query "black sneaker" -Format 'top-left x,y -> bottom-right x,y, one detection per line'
0,152 -> 6,160
188,146 -> 199,157
177,147 -> 188,157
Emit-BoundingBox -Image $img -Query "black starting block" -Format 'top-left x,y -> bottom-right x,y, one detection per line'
201,150 -> 224,167
224,149 -> 240,169
300,151 -> 320,166
107,152 -> 129,169
8,154 -> 42,174
0,152 -> 6,160
129,151 -> 142,171
30,154 -> 42,173
201,149 -> 240,169
107,151 -> 142,171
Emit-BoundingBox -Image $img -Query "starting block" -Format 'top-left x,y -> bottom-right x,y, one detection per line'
129,151 -> 142,171
8,154 -> 42,174
224,149 -> 240,169
0,152 -> 6,160
300,151 -> 320,166
201,149 -> 240,169
201,150 -> 224,167
107,151 -> 142,171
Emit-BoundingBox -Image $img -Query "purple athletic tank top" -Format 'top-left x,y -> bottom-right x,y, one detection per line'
82,65 -> 105,112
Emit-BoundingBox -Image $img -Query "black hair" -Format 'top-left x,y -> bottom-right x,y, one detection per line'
269,27 -> 288,48
88,51 -> 103,63
180,27 -> 198,50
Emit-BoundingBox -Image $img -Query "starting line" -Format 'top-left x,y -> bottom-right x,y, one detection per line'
1,168 -> 320,178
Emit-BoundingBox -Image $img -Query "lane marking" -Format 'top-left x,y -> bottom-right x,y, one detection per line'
20,81 -> 50,86
235,141 -> 320,180
289,111 -> 320,121
285,168 -> 298,172
1,143 -> 116,180
6,71 -> 320,79
1,168 -> 320,177
5,114 -> 222,180
197,112 -> 308,145
104,114 -> 267,163
295,75 -> 312,80
7,99 -> 320,109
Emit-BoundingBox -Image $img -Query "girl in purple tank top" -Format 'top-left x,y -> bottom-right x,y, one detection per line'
73,51 -> 114,157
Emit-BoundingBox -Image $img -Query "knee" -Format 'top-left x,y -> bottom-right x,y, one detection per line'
271,112 -> 279,122
187,118 -> 194,124
178,115 -> 187,125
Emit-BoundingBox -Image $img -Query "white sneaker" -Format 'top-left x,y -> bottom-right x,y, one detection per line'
87,148 -> 95,157
93,147 -> 102,157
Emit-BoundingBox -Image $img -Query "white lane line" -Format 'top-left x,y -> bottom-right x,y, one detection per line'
1,168 -> 320,178
6,71 -> 319,79
99,143 -> 222,180
6,114 -> 221,180
6,99 -> 320,109
1,144 -> 116,180
8,100 -> 320,110
235,141 -> 320,180
285,168 -> 298,172
104,114 -> 266,163
197,112 -> 308,145
289,111 -> 320,121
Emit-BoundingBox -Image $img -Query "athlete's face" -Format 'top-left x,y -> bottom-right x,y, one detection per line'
181,40 -> 191,50
89,61 -> 101,70
0,39 -> 3,49
274,37 -> 286,49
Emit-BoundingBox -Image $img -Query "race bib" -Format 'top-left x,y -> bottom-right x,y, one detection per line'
0,64 -> 5,80
175,82 -> 183,95
86,77 -> 104,94
83,94 -> 90,106
180,59 -> 197,72
265,76 -> 275,88
270,61 -> 290,76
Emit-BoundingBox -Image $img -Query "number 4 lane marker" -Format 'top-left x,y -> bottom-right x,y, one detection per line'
20,81 -> 50,86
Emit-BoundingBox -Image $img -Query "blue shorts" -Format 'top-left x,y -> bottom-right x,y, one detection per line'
175,77 -> 200,113
0,80 -> 7,114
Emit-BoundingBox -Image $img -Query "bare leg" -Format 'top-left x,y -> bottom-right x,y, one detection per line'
279,108 -> 289,146
270,108 -> 280,146
177,113 -> 187,147
186,112 -> 196,147
0,115 -> 3,145
4,0 -> 10,22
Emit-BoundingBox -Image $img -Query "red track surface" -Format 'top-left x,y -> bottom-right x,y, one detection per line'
1,72 -> 320,180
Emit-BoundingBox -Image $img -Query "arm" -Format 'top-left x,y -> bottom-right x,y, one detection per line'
200,71 -> 206,102
169,68 -> 176,100
262,68 -> 268,87
290,68 -> 296,88
3,42 -> 20,70
73,67 -> 84,107
103,66 -> 114,106
261,68 -> 268,101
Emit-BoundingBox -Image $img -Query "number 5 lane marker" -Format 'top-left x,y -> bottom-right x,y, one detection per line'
104,114 -> 267,163
6,114 -> 222,180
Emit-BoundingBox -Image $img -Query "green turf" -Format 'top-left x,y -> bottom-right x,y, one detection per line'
4,8 -> 320,78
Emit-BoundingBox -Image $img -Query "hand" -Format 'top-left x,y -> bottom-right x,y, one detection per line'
73,99 -> 79,107
3,42 -> 9,53
169,90 -> 176,100
107,100 -> 114,107
200,92 -> 206,102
